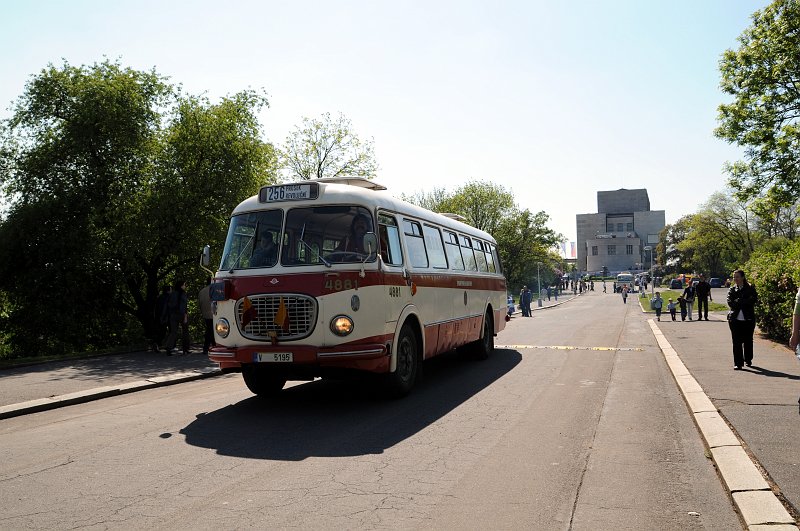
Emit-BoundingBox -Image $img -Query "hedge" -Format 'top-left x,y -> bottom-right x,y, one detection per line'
745,238 -> 800,342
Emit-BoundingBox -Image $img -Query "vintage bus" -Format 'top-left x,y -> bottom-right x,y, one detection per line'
206,177 -> 507,397
615,272 -> 635,292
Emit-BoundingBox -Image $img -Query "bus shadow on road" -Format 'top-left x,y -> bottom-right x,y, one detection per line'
180,348 -> 521,460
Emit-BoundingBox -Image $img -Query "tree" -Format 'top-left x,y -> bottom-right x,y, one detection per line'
716,0 -> 800,204
0,60 -> 277,357
402,180 -> 561,290
279,112 -> 377,180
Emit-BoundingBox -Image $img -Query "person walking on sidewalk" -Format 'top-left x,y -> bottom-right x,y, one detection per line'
683,281 -> 697,320
651,292 -> 663,321
695,274 -> 713,321
667,298 -> 677,321
198,277 -> 215,355
791,286 -> 800,354
678,295 -> 687,321
165,279 -> 190,356
621,285 -> 629,304
727,269 -> 758,370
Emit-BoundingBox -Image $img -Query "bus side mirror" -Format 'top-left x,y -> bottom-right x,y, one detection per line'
201,245 -> 211,266
363,233 -> 377,256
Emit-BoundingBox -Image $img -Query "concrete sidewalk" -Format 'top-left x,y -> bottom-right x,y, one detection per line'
651,313 -> 800,529
0,349 -> 221,419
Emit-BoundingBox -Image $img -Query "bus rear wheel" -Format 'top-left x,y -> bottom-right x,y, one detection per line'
242,364 -> 287,397
468,311 -> 494,360
385,323 -> 419,398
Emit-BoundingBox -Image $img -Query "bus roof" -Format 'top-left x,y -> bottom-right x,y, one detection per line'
232,179 -> 497,244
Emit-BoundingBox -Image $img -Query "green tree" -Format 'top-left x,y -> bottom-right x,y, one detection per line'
0,60 -> 276,357
716,0 -> 800,203
402,180 -> 561,290
279,112 -> 377,180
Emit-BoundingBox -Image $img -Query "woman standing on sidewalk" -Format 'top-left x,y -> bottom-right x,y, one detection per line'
726,269 -> 758,370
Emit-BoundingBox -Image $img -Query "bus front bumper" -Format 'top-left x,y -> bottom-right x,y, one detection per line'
208,343 -> 390,374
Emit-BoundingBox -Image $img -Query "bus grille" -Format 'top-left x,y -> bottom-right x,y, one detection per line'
236,294 -> 317,341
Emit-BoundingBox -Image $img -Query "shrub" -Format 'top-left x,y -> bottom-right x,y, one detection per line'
745,238 -> 800,342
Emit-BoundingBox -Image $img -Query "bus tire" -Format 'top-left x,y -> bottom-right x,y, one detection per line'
385,323 -> 419,398
470,311 -> 494,360
241,364 -> 286,397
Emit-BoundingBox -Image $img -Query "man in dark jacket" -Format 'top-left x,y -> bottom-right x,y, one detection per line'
727,269 -> 758,369
695,274 -> 713,321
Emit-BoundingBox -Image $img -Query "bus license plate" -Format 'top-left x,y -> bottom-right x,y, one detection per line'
255,352 -> 293,363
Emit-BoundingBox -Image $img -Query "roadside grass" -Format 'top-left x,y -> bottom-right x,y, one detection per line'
639,290 -> 728,313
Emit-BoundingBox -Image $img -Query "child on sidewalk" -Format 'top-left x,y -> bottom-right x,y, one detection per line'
667,298 -> 677,321
651,292 -> 663,321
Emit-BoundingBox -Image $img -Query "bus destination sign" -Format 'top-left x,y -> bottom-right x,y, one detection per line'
259,183 -> 319,203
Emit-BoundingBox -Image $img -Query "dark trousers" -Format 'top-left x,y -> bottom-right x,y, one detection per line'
728,319 -> 755,367
697,297 -> 709,320
670,308 -> 676,321
203,318 -> 215,353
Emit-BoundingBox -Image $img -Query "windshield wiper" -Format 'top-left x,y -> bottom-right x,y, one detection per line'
299,223 -> 331,268
229,221 -> 259,272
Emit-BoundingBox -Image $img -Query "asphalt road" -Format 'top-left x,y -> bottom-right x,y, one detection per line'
0,290 -> 747,529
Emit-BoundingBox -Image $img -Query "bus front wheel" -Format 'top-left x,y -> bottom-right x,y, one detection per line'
469,311 -> 494,360
242,365 -> 287,397
385,323 -> 419,398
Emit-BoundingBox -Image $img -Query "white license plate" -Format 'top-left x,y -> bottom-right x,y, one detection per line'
255,352 -> 293,363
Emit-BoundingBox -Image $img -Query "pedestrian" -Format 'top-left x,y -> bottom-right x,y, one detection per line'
678,295 -> 687,321
546,286 -> 551,301
519,286 -> 529,317
651,292 -> 663,321
791,286 -> 800,406
554,286 -> 558,301
667,298 -> 677,321
726,269 -> 758,370
695,274 -> 713,321
165,279 -> 190,356
198,277 -> 215,355
613,281 -> 617,293
791,286 -> 800,355
622,285 -> 628,304
152,284 -> 171,352
683,281 -> 697,321
603,281 -> 607,293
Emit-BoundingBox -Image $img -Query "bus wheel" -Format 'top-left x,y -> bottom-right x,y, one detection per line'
471,311 -> 494,360
385,323 -> 419,398
242,365 -> 286,397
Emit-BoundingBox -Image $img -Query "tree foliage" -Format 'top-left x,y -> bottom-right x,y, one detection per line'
402,180 -> 561,291
0,60 -> 277,357
716,0 -> 800,203
279,112 -> 377,180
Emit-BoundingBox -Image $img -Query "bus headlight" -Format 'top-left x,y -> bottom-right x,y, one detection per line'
330,315 -> 354,336
215,318 -> 230,338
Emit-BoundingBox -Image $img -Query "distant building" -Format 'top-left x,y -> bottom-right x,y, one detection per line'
576,188 -> 665,275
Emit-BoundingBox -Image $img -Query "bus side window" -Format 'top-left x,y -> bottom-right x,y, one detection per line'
444,230 -> 464,270
378,213 -> 403,266
486,243 -> 498,273
403,219 -> 429,268
473,239 -> 488,272
460,235 -> 477,271
423,224 -> 448,269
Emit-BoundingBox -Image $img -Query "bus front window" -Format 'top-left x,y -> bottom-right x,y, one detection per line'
220,210 -> 283,270
283,206 -> 376,265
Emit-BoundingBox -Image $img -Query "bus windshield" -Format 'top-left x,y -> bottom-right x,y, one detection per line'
219,206 -> 377,270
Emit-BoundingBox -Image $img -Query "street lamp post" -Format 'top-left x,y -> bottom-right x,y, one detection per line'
537,262 -> 542,307
644,246 -> 654,297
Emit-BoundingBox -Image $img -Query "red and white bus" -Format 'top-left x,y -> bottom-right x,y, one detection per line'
206,177 -> 507,397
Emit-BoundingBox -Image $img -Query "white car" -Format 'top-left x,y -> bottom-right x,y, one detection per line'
507,295 -> 515,315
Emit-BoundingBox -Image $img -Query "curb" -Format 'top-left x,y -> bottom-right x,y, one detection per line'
0,367 -> 223,420
648,320 -> 798,529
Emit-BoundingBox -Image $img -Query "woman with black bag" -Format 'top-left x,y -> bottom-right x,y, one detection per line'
726,269 -> 758,370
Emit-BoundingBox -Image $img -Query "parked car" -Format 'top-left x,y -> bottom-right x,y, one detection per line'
669,278 -> 683,289
709,277 -> 724,288
507,295 -> 515,315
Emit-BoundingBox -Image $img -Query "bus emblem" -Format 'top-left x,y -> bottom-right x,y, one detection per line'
269,278 -> 279,285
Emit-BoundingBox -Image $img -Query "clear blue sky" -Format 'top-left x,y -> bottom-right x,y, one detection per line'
0,0 -> 770,245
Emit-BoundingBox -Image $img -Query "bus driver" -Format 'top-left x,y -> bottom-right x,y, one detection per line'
335,213 -> 372,256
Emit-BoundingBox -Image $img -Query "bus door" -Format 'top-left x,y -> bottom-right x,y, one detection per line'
377,213 -> 410,327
